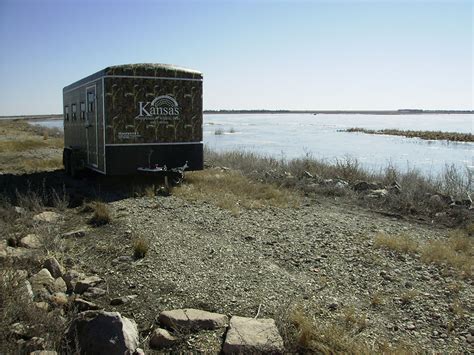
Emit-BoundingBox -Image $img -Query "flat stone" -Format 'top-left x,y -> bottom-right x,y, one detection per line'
159,308 -> 228,331
43,257 -> 64,279
30,269 -> 55,295
19,234 -> 42,249
82,287 -> 107,299
52,277 -> 67,293
35,302 -> 49,312
14,206 -> 26,215
223,316 -> 284,354
65,311 -> 139,354
110,295 -> 137,306
62,229 -> 86,238
74,276 -> 103,294
149,328 -> 178,349
33,212 -> 61,223
73,297 -> 101,311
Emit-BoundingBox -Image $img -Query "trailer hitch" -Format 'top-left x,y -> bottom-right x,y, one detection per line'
137,161 -> 189,185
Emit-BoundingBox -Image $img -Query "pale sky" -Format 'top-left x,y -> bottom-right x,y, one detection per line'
0,0 -> 472,115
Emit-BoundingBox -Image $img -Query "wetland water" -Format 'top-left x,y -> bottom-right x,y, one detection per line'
30,113 -> 473,176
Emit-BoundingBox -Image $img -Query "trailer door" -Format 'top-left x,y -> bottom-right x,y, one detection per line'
86,86 -> 98,167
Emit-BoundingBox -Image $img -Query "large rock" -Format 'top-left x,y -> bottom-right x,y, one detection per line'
74,276 -> 103,294
65,311 -> 139,354
223,316 -> 284,354
159,308 -> 228,331
43,257 -> 64,279
33,212 -> 61,223
82,287 -> 107,299
19,234 -> 42,249
29,269 -> 55,295
149,328 -> 178,349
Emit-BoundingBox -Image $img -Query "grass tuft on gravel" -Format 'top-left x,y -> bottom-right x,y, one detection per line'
174,168 -> 300,212
373,229 -> 473,278
373,232 -> 418,254
88,202 -> 112,226
133,236 -> 149,259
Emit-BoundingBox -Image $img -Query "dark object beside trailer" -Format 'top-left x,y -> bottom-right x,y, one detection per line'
62,63 -> 203,175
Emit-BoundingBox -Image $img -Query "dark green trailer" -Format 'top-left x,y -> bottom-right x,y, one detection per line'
62,63 -> 203,175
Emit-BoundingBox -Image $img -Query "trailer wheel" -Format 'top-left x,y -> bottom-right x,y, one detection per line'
69,152 -> 79,178
63,149 -> 71,176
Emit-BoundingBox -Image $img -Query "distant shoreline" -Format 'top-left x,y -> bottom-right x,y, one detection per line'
0,109 -> 472,121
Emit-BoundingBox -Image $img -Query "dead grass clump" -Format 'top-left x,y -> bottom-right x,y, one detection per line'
342,306 -> 368,333
373,232 -> 418,254
88,202 -> 111,226
287,308 -> 370,354
421,235 -> 473,278
370,291 -> 384,307
400,290 -> 418,305
133,236 -> 149,259
174,169 -> 300,212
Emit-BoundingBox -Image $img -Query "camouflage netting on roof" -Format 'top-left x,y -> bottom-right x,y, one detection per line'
104,63 -> 202,79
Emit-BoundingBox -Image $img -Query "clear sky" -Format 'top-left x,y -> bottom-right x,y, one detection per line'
0,0 -> 472,115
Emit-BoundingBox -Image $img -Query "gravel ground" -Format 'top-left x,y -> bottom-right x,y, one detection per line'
62,193 -> 473,353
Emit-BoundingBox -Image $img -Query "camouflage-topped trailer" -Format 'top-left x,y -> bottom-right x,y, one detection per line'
62,63 -> 203,176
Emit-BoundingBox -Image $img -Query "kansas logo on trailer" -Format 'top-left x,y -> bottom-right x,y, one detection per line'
136,95 -> 180,121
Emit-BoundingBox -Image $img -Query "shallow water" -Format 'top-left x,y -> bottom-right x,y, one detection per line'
30,113 -> 473,176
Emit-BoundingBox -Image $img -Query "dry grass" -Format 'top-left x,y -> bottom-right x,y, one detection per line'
400,290 -> 418,305
88,202 -> 112,226
342,306 -> 368,332
133,236 -> 149,259
374,230 -> 473,278
283,307 -> 415,354
421,236 -> 473,278
373,232 -> 418,254
0,138 -> 63,152
345,127 -> 474,142
174,169 -> 300,213
205,148 -> 473,226
288,308 -> 370,354
370,291 -> 385,307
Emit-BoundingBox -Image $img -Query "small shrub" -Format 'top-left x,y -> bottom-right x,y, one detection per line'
229,127 -> 236,133
133,236 -> 149,259
214,128 -> 224,135
89,202 -> 111,226
342,306 -> 368,332
370,291 -> 384,307
400,290 -> 417,305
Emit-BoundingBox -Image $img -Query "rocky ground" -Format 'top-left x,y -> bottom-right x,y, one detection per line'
1,179 -> 472,353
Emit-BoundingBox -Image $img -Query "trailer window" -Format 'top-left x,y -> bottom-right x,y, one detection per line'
80,102 -> 86,120
87,92 -> 95,112
71,104 -> 77,120
64,106 -> 69,121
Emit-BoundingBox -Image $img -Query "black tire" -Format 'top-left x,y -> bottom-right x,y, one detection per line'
63,149 -> 71,176
70,151 -> 78,178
